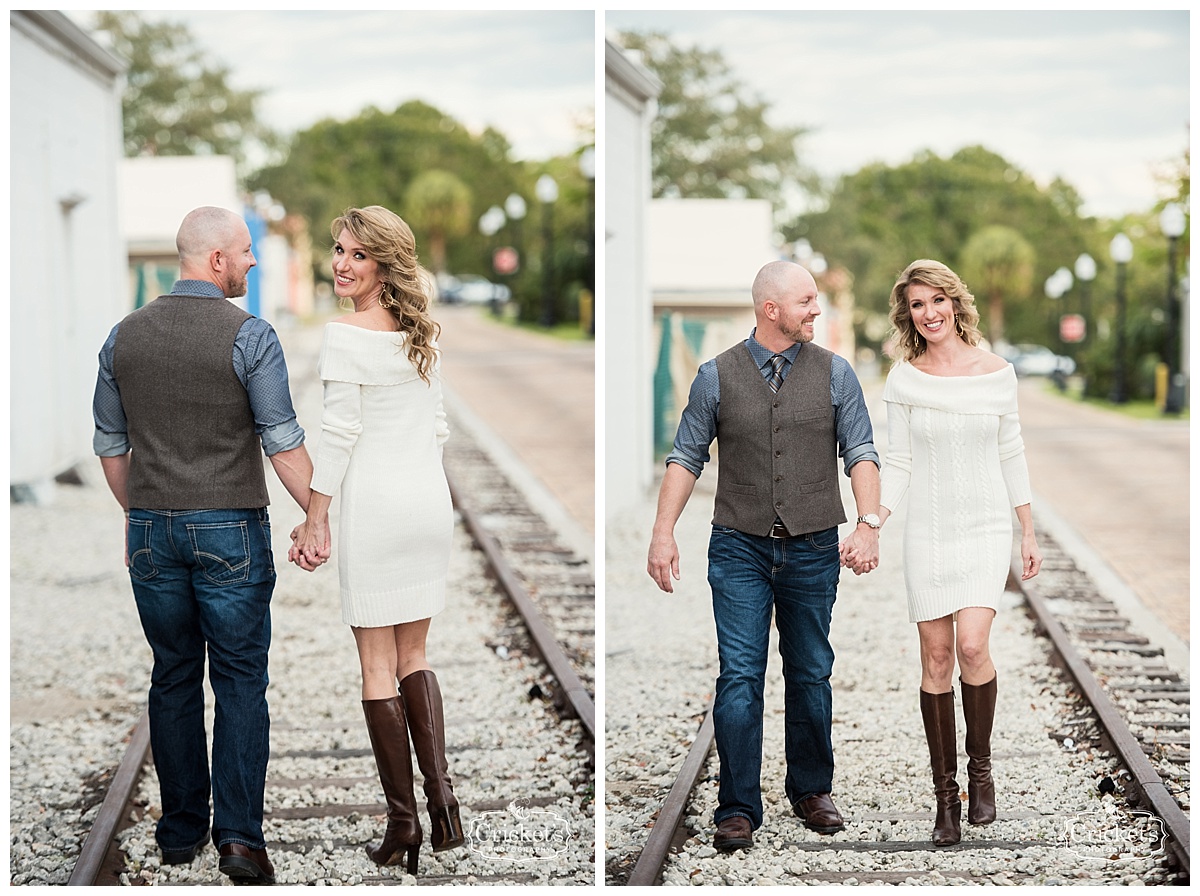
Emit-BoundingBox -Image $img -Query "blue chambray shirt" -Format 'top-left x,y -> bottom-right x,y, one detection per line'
664,329 -> 880,478
92,280 -> 305,458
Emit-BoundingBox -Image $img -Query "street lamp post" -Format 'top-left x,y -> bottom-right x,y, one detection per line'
503,193 -> 527,317
1052,266 -> 1073,357
579,146 -> 596,337
1160,203 -> 1187,414
535,174 -> 558,327
1109,233 -> 1133,404
1073,253 -> 1096,346
479,205 -> 506,316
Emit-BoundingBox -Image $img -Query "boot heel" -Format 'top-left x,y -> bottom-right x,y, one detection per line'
431,804 -> 465,852
405,845 -> 419,876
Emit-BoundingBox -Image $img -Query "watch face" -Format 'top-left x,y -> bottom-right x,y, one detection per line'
860,514 -> 880,528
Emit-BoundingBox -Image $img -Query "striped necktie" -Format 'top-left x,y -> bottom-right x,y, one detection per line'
767,353 -> 786,393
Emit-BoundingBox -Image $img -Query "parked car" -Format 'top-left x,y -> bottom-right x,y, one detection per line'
1001,343 -> 1076,378
437,274 -> 511,305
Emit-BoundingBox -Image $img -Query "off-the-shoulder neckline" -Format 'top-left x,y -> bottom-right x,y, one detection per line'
326,321 -> 401,334
902,359 -> 1011,380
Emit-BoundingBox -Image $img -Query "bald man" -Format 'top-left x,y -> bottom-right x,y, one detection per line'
647,261 -> 881,851
92,206 -> 326,884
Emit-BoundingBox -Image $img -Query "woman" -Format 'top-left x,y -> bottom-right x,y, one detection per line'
850,259 -> 1042,847
290,206 -> 463,875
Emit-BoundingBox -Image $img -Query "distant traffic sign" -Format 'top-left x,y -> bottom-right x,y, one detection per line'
493,246 -> 519,276
1060,313 -> 1086,343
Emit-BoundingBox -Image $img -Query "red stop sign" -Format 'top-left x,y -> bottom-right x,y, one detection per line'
1060,314 -> 1086,343
493,246 -> 519,275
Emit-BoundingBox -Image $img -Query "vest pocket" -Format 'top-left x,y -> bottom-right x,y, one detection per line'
186,521 -> 252,585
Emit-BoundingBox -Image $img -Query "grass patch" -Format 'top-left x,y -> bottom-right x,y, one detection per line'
1042,378 -> 1189,420
475,305 -> 594,342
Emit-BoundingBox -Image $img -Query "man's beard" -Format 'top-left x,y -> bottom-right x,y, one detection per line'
225,272 -> 248,298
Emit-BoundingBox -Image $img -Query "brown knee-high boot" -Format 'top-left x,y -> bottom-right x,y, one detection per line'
920,689 -> 961,846
361,697 -> 422,873
960,675 -> 997,825
399,670 -> 465,852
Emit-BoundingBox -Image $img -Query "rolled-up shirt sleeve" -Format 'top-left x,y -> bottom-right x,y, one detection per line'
309,379 -> 363,496
663,360 -> 719,478
831,356 -> 880,476
93,324 -> 130,456
238,319 -> 305,456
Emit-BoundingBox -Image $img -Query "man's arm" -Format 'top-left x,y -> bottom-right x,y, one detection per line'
840,459 -> 881,574
269,444 -> 329,570
647,462 -> 699,593
99,454 -> 131,567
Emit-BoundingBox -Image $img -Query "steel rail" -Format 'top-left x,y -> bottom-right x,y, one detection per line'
68,473 -> 593,885
1009,557 -> 1190,877
447,472 -> 594,742
627,701 -> 715,886
620,556 -> 1189,887
67,710 -> 151,886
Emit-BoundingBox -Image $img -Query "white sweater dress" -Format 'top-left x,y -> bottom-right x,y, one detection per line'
879,361 -> 1032,623
309,323 -> 452,627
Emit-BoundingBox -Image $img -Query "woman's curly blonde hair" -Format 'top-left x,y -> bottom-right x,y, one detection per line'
331,206 -> 441,383
888,259 -> 983,362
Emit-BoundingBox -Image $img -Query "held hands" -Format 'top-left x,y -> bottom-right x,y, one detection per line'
289,517 -> 331,572
839,525 -> 880,575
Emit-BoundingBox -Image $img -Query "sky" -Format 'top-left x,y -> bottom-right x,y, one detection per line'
68,10 -> 596,165
606,10 -> 1190,220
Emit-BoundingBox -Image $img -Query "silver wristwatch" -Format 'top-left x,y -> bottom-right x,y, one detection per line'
857,513 -> 881,529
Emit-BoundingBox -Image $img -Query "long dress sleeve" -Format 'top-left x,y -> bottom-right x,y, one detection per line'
309,379 -> 363,497
879,398 -> 913,514
997,409 -> 1032,508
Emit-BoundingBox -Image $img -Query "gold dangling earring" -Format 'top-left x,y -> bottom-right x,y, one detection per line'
955,315 -> 965,337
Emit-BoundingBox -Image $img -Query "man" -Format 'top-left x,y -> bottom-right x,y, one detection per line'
647,260 -> 881,852
93,206 -> 328,885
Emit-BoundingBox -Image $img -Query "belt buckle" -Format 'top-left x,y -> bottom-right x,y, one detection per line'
770,521 -> 789,538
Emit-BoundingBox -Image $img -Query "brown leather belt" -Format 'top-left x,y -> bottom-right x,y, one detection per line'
769,520 -> 791,538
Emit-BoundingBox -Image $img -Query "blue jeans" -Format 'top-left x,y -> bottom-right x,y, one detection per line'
707,524 -> 841,830
127,507 -> 275,853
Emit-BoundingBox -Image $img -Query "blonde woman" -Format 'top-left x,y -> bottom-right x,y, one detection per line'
843,259 -> 1041,846
291,206 -> 463,874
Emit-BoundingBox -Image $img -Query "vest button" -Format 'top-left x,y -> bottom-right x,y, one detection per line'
774,450 -> 781,457
775,501 -> 783,508
773,425 -> 780,433
775,475 -> 782,482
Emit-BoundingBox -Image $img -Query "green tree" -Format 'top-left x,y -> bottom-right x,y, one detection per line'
617,31 -> 814,205
250,101 -> 523,279
404,170 -> 472,273
792,146 -> 1093,348
959,225 -> 1035,343
89,11 -> 277,169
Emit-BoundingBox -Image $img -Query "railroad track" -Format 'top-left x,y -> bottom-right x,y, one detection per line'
620,526 -> 1189,886
67,410 -> 595,886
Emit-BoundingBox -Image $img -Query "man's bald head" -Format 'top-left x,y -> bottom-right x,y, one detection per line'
752,261 -> 815,313
751,260 -> 821,349
177,207 -> 246,265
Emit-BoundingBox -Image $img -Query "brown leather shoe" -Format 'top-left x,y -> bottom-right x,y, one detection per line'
713,816 -> 753,852
218,842 -> 275,885
793,793 -> 845,833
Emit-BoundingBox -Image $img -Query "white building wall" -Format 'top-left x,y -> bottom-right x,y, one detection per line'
10,11 -> 126,495
604,40 -> 661,522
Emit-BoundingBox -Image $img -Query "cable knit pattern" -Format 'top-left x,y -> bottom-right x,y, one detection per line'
311,323 -> 452,627
880,361 -> 1032,623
